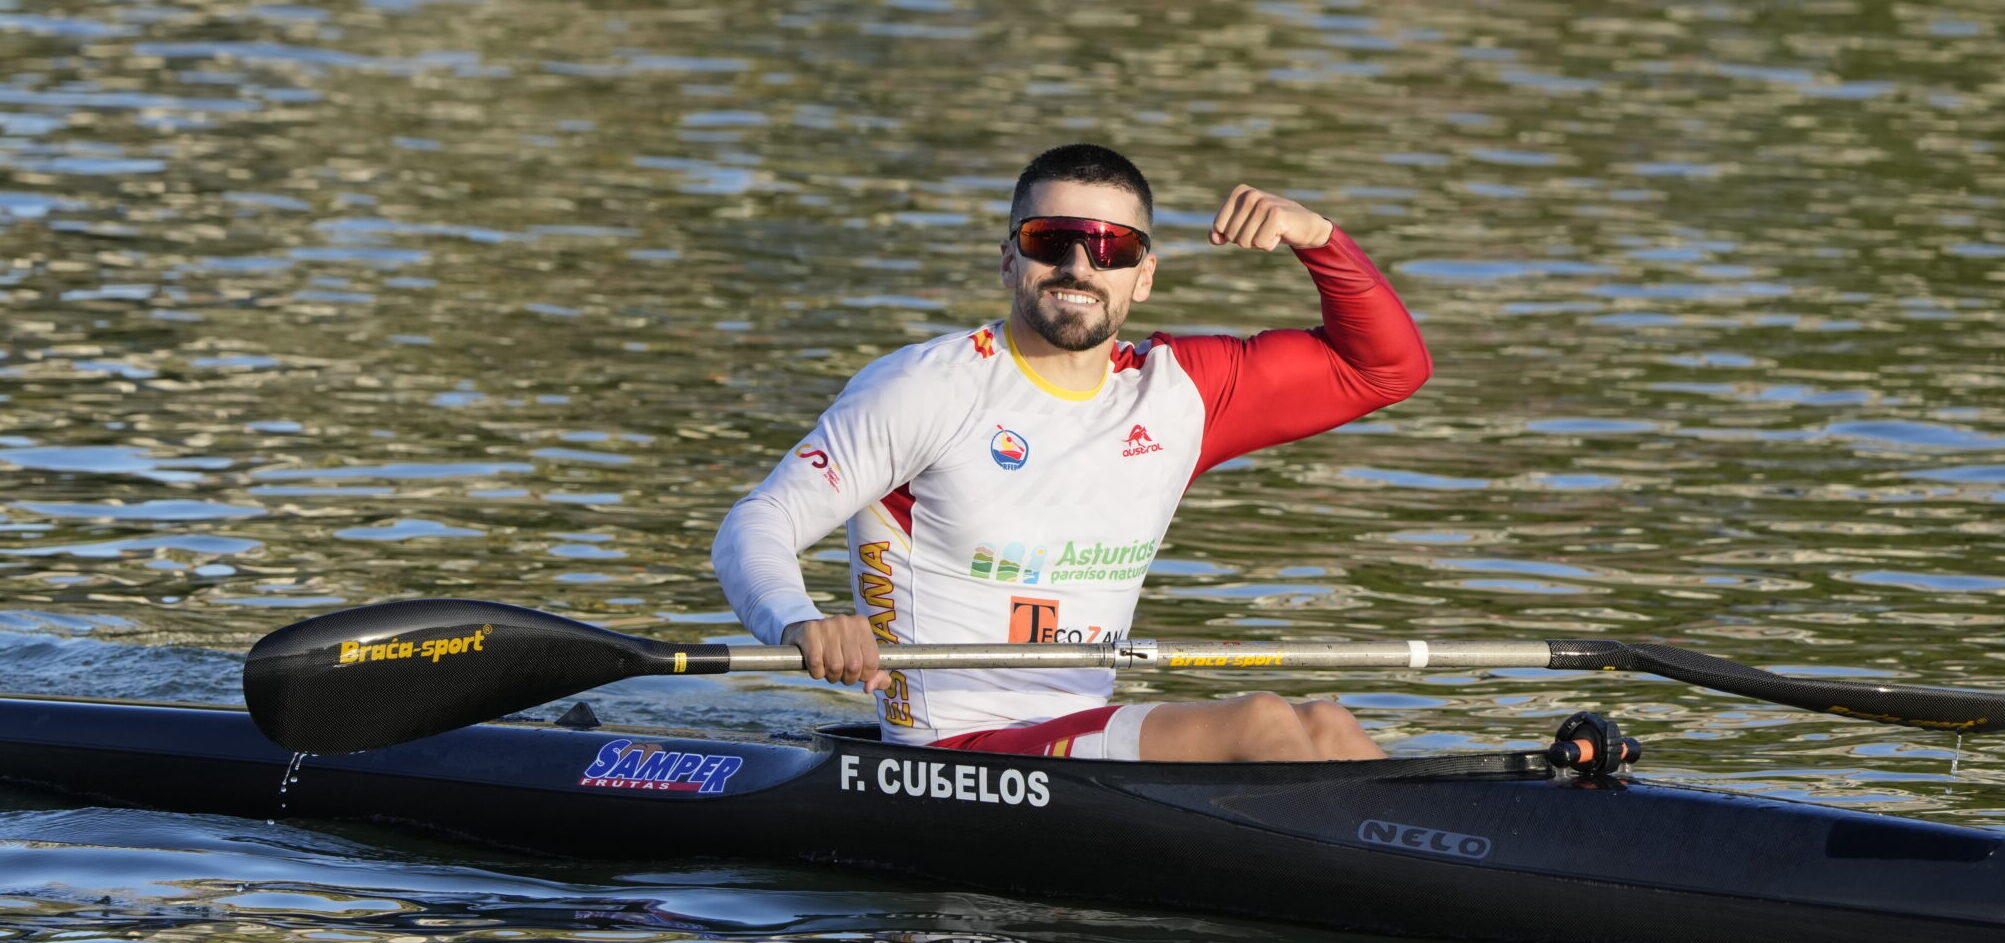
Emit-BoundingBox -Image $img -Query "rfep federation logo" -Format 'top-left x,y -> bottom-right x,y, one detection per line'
990,426 -> 1029,470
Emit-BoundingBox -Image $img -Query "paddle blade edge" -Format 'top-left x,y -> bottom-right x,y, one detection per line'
1626,643 -> 2005,734
1549,640 -> 2005,734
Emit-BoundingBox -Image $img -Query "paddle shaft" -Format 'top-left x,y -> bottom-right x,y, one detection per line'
708,639 -> 1557,672
673,636 -> 2001,734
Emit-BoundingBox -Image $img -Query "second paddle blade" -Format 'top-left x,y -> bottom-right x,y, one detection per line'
243,598 -> 679,754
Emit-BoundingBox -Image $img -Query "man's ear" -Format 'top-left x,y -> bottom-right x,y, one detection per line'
1132,253 -> 1157,303
999,240 -> 1013,286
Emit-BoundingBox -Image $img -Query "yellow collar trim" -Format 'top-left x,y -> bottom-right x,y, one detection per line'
1004,320 -> 1106,402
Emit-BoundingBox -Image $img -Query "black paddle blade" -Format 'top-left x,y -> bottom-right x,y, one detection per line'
1626,644 -> 2005,734
1552,640 -> 2005,734
242,598 -> 718,754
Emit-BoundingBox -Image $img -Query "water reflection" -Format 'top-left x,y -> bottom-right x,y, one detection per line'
0,806 -> 1280,943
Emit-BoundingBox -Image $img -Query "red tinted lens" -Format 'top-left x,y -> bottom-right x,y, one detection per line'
1013,217 -> 1149,269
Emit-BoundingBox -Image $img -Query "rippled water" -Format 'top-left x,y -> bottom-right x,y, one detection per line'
3,0 -> 2003,939
0,804 -> 1285,942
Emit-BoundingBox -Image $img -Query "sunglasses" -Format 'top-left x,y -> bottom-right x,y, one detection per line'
1010,216 -> 1152,270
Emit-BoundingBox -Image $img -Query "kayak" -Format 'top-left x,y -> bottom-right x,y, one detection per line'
2,692 -> 2000,942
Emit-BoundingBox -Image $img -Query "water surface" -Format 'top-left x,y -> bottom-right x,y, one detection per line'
3,0 -> 2002,938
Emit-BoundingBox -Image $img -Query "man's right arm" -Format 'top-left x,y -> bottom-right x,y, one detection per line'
711,364 -> 959,686
713,476 -> 885,687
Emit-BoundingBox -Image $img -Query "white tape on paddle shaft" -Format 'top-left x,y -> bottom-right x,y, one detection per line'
1407,641 -> 1430,668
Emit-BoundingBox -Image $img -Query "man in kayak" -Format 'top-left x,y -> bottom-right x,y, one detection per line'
713,144 -> 1430,761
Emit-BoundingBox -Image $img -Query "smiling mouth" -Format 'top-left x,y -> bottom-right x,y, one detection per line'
1047,289 -> 1100,306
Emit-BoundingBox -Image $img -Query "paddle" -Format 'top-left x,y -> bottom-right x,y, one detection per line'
242,598 -> 2005,754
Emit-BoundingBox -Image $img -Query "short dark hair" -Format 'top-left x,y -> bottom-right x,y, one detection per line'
1009,144 -> 1153,229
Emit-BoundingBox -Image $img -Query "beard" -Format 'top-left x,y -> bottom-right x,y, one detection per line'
1015,276 -> 1124,352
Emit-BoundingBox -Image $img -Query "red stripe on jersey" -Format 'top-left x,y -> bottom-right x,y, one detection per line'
881,484 -> 915,536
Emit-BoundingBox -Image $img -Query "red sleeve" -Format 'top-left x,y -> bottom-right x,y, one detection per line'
1155,222 -> 1431,480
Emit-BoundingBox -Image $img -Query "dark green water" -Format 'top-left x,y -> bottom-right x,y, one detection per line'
2,0 -> 2001,939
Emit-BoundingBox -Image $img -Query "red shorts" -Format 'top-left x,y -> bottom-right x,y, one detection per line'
928,704 -> 1156,760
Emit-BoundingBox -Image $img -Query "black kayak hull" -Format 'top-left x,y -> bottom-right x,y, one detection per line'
1,694 -> 1999,942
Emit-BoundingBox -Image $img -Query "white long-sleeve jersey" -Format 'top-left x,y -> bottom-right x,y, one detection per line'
712,230 -> 1430,745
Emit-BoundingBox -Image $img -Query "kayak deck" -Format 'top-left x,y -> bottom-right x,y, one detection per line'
1,694 -> 1999,942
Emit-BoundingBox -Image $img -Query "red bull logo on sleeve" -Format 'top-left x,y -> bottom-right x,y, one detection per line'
579,739 -> 745,794
990,426 -> 1029,470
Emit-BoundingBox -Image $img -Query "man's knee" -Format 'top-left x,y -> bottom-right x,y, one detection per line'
1296,698 -> 1385,760
1142,694 -> 1375,762
1295,699 -> 1362,736
1229,692 -> 1301,727
1222,693 -> 1322,759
